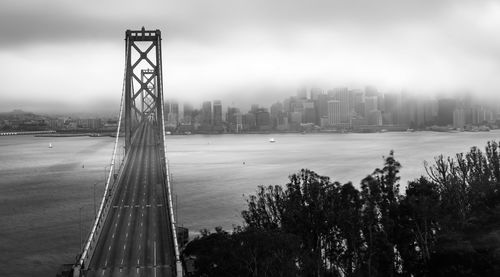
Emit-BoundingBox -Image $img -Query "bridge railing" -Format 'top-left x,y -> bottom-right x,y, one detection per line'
158,79 -> 183,276
73,65 -> 130,275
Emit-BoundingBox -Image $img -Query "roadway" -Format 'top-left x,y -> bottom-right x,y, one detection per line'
86,122 -> 174,277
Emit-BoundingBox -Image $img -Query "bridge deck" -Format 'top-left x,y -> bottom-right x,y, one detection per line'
86,122 -> 174,277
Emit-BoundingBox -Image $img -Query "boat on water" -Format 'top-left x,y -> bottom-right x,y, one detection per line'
269,138 -> 276,143
49,143 -> 53,148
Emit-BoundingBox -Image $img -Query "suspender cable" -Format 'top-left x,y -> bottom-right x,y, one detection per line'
78,40 -> 129,269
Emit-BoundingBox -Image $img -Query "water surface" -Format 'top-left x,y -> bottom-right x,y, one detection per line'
1,131 -> 499,276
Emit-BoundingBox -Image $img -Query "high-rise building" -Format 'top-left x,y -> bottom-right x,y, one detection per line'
297,87 -> 307,99
243,112 -> 256,130
453,108 -> 465,129
316,94 -> 329,125
213,100 -> 222,126
201,101 -> 212,127
328,100 -> 341,126
183,103 -> 193,124
331,87 -> 350,124
310,87 -> 323,101
365,96 -> 378,114
270,102 -> 284,129
437,98 -> 456,126
303,101 -> 316,124
255,108 -> 271,130
367,110 -> 383,126
384,93 -> 399,124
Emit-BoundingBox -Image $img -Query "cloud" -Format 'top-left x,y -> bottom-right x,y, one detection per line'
0,0 -> 499,112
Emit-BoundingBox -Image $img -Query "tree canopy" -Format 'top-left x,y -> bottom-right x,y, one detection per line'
183,141 -> 500,276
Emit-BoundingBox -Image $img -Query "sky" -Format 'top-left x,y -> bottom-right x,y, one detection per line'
0,0 -> 499,113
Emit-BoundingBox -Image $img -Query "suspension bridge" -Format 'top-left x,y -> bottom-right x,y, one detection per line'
70,28 -> 182,277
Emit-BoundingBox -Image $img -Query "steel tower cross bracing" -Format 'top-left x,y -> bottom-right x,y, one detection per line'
141,69 -> 157,121
124,27 -> 164,151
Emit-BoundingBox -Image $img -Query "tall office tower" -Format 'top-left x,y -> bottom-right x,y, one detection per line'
201,101 -> 212,126
235,113 -> 243,132
303,101 -> 316,124
453,108 -> 465,129
463,93 -> 474,124
255,108 -> 271,130
183,103 -> 193,124
250,104 -> 259,113
416,98 -> 426,127
328,100 -> 341,126
297,87 -> 307,99
243,112 -> 257,130
170,100 -> 179,125
310,87 -> 323,101
226,107 -> 240,126
270,102 -> 284,129
352,90 -> 365,117
365,96 -> 378,114
473,105 -> 486,124
330,87 -> 350,124
283,98 -> 292,113
164,101 -> 171,115
423,98 -> 438,125
368,110 -> 383,126
316,94 -> 329,124
365,86 -> 379,96
270,102 -> 283,117
437,98 -> 456,126
383,93 -> 398,124
213,100 -> 223,126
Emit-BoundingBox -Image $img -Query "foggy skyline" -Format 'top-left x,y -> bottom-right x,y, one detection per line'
1,0 -> 499,113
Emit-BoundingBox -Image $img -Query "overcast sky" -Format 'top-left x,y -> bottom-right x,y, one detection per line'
0,0 -> 499,113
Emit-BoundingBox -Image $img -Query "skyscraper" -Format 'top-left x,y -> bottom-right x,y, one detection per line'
328,100 -> 341,126
201,101 -> 212,127
365,96 -> 378,114
437,98 -> 456,126
213,100 -> 223,126
331,87 -> 350,125
183,102 -> 193,124
297,87 -> 307,99
453,108 -> 465,129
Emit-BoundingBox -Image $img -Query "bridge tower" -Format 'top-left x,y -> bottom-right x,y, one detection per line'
141,69 -> 157,122
124,27 -> 164,151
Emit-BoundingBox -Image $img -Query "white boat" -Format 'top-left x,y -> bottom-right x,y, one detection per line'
49,143 -> 53,148
269,138 -> 276,143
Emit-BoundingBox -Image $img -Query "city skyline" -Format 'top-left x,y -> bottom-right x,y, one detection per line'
1,0 -> 500,113
3,85 -> 499,134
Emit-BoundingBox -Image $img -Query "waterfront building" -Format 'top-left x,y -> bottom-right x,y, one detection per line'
437,98 -> 456,126
303,101 -> 316,124
201,101 -> 212,129
365,96 -> 378,115
310,87 -> 323,101
183,103 -> 193,125
243,112 -> 256,131
297,87 -> 307,99
255,108 -> 271,131
453,108 -> 466,129
213,100 -> 223,127
328,100 -> 341,126
367,110 -> 383,126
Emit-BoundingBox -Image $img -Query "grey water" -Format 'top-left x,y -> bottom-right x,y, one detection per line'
1,131 -> 499,276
